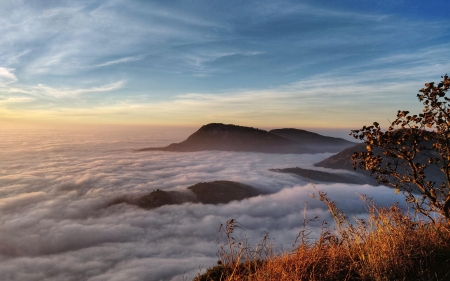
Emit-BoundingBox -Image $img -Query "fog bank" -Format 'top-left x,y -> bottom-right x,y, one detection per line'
0,127 -> 404,281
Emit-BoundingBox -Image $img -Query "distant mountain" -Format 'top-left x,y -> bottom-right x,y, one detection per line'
314,143 -> 368,172
110,180 -> 262,210
314,143 -> 445,188
270,128 -> 356,153
139,123 -> 356,154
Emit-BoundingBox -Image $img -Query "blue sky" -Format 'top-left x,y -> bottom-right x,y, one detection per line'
1,0 -> 450,129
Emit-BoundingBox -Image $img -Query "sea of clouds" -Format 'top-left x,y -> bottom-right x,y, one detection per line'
0,126 -> 406,281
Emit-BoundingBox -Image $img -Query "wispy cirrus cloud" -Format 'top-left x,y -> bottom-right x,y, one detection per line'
0,96 -> 35,105
0,0 -> 449,127
5,44 -> 445,128
95,56 -> 146,67
0,57 -> 444,128
34,81 -> 125,98
4,81 -> 125,100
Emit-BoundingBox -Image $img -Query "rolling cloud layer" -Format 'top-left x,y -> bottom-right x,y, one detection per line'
0,127 -> 405,280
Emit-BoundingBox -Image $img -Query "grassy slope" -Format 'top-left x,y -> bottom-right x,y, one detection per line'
194,193 -> 450,281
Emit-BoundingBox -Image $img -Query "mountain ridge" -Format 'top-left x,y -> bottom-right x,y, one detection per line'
139,123 -> 356,154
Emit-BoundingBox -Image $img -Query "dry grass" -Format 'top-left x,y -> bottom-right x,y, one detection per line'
194,191 -> 450,281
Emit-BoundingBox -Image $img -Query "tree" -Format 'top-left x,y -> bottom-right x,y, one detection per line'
350,75 -> 450,222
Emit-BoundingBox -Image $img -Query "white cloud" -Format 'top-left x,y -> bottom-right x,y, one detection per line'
0,70 -> 424,126
0,0 -> 224,76
0,127 -> 406,280
35,81 -> 125,98
0,67 -> 17,84
0,192 -> 46,211
0,1 -> 448,129
1,45 -> 445,127
3,81 -> 125,100
0,96 -> 35,105
95,56 -> 145,67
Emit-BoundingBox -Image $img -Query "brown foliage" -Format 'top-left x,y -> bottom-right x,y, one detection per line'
351,75 -> 450,221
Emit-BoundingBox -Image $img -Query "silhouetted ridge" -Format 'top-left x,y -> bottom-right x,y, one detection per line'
159,123 -> 296,153
270,128 -> 355,153
139,123 -> 356,154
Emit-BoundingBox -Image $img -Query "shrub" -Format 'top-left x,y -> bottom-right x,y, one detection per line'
351,75 -> 450,222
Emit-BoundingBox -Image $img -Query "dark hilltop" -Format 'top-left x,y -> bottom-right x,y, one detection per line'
139,123 -> 356,154
110,180 -> 263,210
314,143 -> 369,172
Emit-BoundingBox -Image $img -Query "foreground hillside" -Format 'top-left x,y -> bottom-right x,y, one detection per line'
139,123 -> 355,154
194,194 -> 450,281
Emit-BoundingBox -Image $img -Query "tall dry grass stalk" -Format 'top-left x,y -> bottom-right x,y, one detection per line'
194,190 -> 450,281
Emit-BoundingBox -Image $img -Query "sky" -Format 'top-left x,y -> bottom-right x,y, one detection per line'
1,0 -> 450,129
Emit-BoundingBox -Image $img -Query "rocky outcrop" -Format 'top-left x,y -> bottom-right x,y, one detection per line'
139,123 -> 356,154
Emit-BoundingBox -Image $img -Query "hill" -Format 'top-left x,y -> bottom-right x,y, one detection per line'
314,143 -> 369,172
188,181 -> 261,204
314,143 -> 445,186
270,128 -> 355,153
110,180 -> 262,209
139,123 -> 356,154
